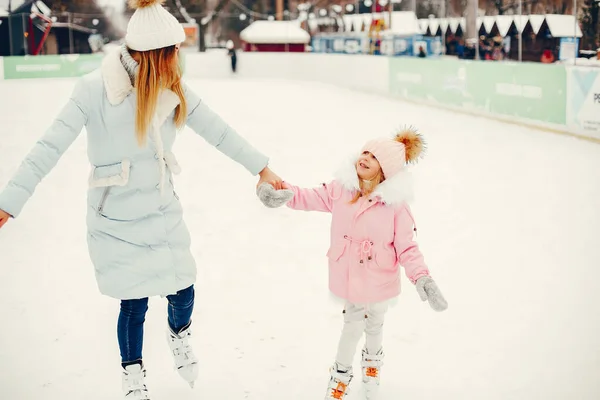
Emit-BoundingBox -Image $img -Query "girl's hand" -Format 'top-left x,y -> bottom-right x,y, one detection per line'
257,166 -> 283,190
256,183 -> 294,208
0,209 -> 11,229
416,276 -> 448,312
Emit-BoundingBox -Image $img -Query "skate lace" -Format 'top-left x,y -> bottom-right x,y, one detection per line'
170,332 -> 197,368
124,371 -> 149,399
330,381 -> 348,399
365,367 -> 379,378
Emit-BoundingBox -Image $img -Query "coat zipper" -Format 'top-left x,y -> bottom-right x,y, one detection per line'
97,186 -> 111,215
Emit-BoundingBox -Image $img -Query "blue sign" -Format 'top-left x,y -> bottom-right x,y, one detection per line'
559,37 -> 580,61
311,34 -> 442,57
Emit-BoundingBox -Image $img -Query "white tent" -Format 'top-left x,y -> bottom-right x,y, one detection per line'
512,15 -> 529,33
428,19 -> 440,35
387,11 -> 422,36
495,15 -> 514,37
480,16 -> 496,33
544,14 -> 582,38
342,15 -> 353,32
528,15 -> 545,34
240,21 -> 310,44
418,14 -> 582,38
312,12 -> 582,39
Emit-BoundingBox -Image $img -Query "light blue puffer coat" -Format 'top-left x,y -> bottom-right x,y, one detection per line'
0,49 -> 268,300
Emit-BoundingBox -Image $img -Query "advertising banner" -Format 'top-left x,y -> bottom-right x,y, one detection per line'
389,58 -> 567,125
566,67 -> 600,139
3,54 -> 104,80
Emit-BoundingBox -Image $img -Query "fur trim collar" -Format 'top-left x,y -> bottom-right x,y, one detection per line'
101,48 -> 133,106
100,48 -> 181,125
334,156 -> 414,206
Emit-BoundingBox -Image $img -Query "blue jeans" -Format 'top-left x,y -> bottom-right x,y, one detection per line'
118,285 -> 195,367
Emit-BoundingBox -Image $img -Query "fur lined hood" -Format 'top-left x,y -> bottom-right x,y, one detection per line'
333,156 -> 414,206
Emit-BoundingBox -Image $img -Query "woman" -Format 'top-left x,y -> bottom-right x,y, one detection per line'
0,0 -> 283,398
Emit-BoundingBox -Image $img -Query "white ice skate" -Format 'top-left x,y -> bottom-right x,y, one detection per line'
324,363 -> 353,400
361,349 -> 384,400
166,324 -> 199,388
122,364 -> 150,400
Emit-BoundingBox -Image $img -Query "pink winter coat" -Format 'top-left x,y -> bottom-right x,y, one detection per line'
286,160 -> 430,304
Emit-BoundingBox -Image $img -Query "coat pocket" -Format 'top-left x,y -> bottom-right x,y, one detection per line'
326,242 -> 347,261
373,248 -> 398,271
97,186 -> 111,215
87,160 -> 132,219
88,159 -> 131,188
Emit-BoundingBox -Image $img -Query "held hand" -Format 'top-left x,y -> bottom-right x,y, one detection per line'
257,166 -> 283,190
416,276 -> 448,312
0,209 -> 11,229
256,183 -> 294,208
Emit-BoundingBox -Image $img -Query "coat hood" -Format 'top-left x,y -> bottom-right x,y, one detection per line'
334,156 -> 414,206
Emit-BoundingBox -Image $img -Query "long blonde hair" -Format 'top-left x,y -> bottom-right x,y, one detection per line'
350,169 -> 385,204
130,45 -> 187,145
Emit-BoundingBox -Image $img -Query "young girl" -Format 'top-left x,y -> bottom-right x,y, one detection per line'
279,129 -> 447,399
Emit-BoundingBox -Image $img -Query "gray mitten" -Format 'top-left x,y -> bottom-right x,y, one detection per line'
256,183 -> 294,208
416,276 -> 448,312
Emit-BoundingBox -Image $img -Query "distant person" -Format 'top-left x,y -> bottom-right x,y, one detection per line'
227,40 -> 237,73
479,36 -> 490,60
456,39 -> 465,59
0,0 -> 284,398
463,39 -> 477,60
541,48 -> 555,63
418,46 -> 426,58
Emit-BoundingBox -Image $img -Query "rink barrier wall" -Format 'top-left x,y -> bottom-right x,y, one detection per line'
1,54 -> 104,79
183,51 -> 599,142
0,53 -> 186,80
1,51 -> 599,142
388,57 -> 567,125
386,57 -> 600,142
184,51 -> 391,95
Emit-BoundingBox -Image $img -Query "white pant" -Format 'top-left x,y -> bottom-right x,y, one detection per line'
335,301 -> 389,369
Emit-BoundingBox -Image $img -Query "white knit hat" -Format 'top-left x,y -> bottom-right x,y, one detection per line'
126,0 -> 185,51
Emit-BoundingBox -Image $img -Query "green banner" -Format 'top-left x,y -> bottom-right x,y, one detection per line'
466,62 -> 566,125
389,57 -> 567,125
389,57 -> 468,106
3,54 -> 105,80
3,52 -> 186,79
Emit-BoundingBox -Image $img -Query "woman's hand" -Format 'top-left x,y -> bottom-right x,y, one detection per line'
0,209 -> 11,229
257,166 -> 283,190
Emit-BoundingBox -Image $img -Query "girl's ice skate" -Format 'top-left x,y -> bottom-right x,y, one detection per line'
361,349 -> 384,399
325,363 -> 353,400
166,323 -> 199,388
122,364 -> 150,399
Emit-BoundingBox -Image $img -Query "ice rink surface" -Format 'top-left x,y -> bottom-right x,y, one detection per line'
1,77 -> 599,399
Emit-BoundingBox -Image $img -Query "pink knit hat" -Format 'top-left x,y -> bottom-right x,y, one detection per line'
361,128 -> 425,179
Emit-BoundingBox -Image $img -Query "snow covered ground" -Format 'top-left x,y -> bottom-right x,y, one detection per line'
1,77 -> 599,400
